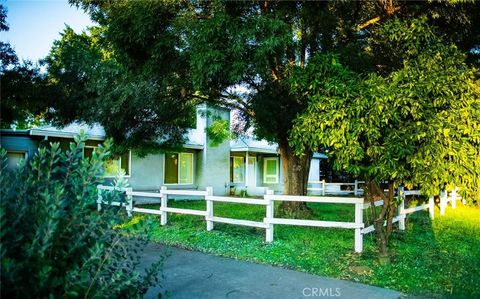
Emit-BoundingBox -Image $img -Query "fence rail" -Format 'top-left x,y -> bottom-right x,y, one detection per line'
96,185 -> 133,215
97,184 -> 445,253
439,187 -> 464,215
307,180 -> 365,196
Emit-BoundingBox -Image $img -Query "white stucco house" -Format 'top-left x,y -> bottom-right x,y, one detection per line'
1,105 -> 326,196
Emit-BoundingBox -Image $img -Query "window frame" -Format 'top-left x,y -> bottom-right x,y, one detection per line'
6,150 -> 27,169
231,156 -> 245,183
163,152 -> 194,185
247,156 -> 257,187
83,146 -> 131,177
263,157 -> 279,184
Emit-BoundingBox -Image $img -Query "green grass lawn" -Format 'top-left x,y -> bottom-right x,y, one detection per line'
123,200 -> 480,297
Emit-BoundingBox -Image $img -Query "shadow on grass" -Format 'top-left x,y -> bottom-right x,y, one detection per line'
125,200 -> 480,297
382,202 -> 480,298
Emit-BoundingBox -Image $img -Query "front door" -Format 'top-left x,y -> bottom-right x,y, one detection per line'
247,157 -> 256,187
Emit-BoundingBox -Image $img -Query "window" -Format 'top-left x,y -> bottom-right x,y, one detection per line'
84,146 -> 131,177
164,152 -> 194,184
84,146 -> 95,159
230,156 -> 245,183
263,157 -> 278,184
6,151 -> 26,170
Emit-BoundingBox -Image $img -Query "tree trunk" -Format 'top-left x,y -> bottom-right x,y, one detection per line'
364,179 -> 397,263
278,139 -> 312,217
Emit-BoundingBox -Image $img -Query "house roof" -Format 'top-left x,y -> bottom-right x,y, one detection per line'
230,136 -> 328,158
230,137 -> 278,154
1,122 -> 204,149
313,153 -> 328,159
1,124 -> 327,158
184,128 -> 205,149
29,122 -> 107,140
0,129 -> 30,136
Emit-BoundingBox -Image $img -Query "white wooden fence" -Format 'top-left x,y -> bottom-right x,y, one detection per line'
307,180 -> 365,196
264,190 -> 367,252
97,185 -> 439,253
439,187 -> 464,216
361,187 -> 435,238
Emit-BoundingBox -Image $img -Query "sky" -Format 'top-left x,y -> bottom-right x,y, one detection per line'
1,0 -> 95,62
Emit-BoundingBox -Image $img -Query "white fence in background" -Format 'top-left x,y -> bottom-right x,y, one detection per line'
307,180 -> 365,196
439,187 -> 464,216
360,187 -> 434,237
97,184 -> 456,253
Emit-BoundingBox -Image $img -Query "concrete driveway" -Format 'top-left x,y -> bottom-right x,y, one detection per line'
139,243 -> 402,299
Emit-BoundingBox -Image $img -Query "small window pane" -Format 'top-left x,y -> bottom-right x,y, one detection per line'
179,153 -> 193,184
264,158 -> 278,184
165,153 -> 179,184
232,157 -> 245,183
104,158 -> 121,176
265,159 -> 276,176
264,176 -> 277,183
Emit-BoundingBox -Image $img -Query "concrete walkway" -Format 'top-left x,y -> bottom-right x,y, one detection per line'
140,243 -> 401,299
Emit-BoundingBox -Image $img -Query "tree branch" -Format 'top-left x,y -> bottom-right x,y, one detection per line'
356,6 -> 400,31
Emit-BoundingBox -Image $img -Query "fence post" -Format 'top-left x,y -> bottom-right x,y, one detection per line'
428,196 -> 435,219
160,186 -> 168,225
97,186 -> 102,211
354,202 -> 363,253
126,187 -> 133,217
321,179 -> 326,196
265,189 -> 274,243
398,186 -> 405,230
440,190 -> 447,216
451,188 -> 457,209
206,186 -> 214,231
354,180 -> 358,196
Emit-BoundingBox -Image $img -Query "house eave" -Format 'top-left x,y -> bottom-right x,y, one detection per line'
0,129 -> 31,136
230,147 -> 278,155
29,129 -> 105,141
184,144 -> 204,150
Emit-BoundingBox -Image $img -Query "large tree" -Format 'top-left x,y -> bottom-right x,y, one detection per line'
290,18 -> 480,258
45,0 -> 479,214
0,5 -> 56,128
45,17 -> 196,155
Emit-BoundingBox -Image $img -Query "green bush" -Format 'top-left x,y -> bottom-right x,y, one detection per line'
0,135 -> 162,298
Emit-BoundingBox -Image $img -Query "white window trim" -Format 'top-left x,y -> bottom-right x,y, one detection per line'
231,156 -> 245,183
6,150 -> 28,159
84,146 -> 131,178
263,157 -> 279,184
163,152 -> 194,185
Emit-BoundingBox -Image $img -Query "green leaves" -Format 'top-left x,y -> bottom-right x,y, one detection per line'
290,19 -> 480,204
206,117 -> 231,147
46,4 -> 196,154
0,135 -> 162,298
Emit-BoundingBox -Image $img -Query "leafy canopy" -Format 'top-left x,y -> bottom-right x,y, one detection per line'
0,135 -> 162,297
46,1 -> 196,154
0,4 -> 56,129
290,18 -> 480,203
44,1 -> 480,152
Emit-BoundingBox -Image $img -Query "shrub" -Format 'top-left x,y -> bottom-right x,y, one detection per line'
0,134 -> 162,298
